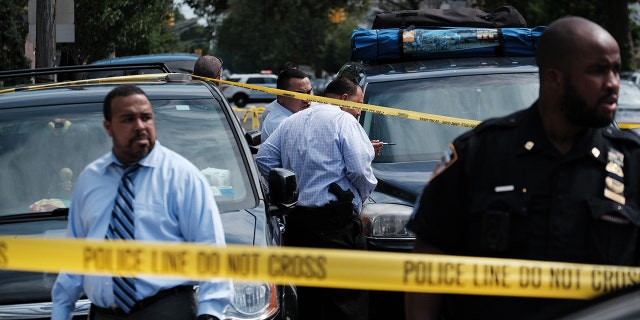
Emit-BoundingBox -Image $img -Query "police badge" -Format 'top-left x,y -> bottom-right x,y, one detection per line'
604,149 -> 625,205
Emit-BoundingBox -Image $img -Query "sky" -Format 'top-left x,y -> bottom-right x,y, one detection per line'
175,0 -> 208,25
175,0 -> 196,19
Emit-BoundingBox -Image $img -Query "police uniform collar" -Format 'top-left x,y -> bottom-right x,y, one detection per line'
514,103 -> 548,156
575,127 -> 608,164
514,104 -> 610,164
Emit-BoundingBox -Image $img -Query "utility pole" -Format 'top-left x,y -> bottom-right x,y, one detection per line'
36,0 -> 56,83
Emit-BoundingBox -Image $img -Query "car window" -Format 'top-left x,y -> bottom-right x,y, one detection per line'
616,80 -> 640,133
164,60 -> 196,73
363,73 -> 539,163
0,97 -> 253,216
263,77 -> 277,85
618,81 -> 640,111
152,99 -> 252,211
84,68 -> 169,79
246,77 -> 264,84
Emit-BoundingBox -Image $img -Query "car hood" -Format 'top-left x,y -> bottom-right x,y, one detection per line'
371,161 -> 438,203
0,208 -> 263,306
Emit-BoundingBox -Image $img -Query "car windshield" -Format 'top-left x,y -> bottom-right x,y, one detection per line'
0,97 -> 253,217
363,73 -> 540,163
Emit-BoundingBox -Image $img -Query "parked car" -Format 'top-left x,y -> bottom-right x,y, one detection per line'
336,54 -> 540,319
0,67 -> 297,319
85,53 -> 200,78
615,79 -> 640,134
221,73 -> 278,108
338,33 -> 640,320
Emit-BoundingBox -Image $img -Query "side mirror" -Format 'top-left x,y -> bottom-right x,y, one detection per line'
244,130 -> 261,154
268,168 -> 298,210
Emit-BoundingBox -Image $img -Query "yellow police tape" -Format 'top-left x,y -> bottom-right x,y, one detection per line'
232,106 -> 265,130
618,122 -> 640,130
0,74 -> 169,95
5,73 -> 637,131
1,236 -> 639,299
196,75 -> 640,130
193,75 -> 481,128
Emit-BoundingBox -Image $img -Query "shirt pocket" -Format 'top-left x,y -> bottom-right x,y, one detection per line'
587,199 -> 640,265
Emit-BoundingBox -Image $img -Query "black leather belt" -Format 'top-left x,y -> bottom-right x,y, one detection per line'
92,285 -> 194,315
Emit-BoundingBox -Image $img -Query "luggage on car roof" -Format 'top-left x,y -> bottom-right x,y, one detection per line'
350,26 -> 545,62
353,6 -> 543,63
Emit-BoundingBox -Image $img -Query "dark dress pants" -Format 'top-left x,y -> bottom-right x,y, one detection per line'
285,205 -> 369,320
91,286 -> 197,320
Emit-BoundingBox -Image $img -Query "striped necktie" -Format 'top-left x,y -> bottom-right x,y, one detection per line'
105,164 -> 141,313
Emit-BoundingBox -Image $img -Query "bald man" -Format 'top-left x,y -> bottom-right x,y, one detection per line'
193,55 -> 223,86
405,16 -> 640,320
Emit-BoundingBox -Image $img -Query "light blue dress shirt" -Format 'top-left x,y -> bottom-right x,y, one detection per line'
51,141 -> 231,320
257,99 -> 275,128
260,100 -> 293,143
256,103 -> 377,212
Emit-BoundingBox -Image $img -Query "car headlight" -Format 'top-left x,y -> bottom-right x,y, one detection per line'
224,281 -> 279,320
361,203 -> 415,238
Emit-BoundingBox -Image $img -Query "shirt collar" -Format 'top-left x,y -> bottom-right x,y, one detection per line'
101,140 -> 164,171
273,101 -> 294,116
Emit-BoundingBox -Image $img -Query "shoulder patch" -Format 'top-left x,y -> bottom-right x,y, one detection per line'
429,144 -> 458,182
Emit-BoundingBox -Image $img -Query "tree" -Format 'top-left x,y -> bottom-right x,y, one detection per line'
214,0 -> 369,76
322,14 -> 362,73
374,0 -> 640,70
170,10 -> 212,54
376,0 -> 432,10
479,0 -> 638,70
183,0 -> 229,25
1,0 -> 30,75
60,0 -> 179,65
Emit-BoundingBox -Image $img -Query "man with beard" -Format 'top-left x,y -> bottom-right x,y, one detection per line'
405,16 -> 640,320
51,85 -> 230,320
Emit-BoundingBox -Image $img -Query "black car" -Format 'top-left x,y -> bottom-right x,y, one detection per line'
337,55 -> 541,319
553,285 -> 640,320
84,53 -> 201,79
0,69 -> 297,319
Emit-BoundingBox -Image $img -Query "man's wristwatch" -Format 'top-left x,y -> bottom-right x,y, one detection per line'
197,315 -> 220,320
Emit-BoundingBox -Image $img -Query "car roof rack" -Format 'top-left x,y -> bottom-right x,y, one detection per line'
0,62 -> 173,82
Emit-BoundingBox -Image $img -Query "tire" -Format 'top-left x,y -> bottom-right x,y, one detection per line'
234,93 -> 249,108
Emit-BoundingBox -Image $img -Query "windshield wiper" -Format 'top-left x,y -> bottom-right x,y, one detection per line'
0,208 -> 69,224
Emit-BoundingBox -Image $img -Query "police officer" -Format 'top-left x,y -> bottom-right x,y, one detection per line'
405,16 -> 640,320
